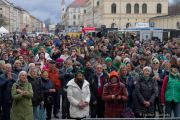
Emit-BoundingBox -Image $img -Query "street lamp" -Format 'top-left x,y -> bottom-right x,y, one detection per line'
93,0 -> 94,27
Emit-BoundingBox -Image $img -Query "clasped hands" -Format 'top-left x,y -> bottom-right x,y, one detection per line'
16,89 -> 29,96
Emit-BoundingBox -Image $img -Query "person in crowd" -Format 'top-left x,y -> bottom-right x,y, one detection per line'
67,70 -> 90,120
47,60 -> 61,118
41,69 -> 56,120
112,56 -> 122,70
35,46 -> 51,62
134,66 -> 157,118
119,63 -> 137,109
70,48 -> 85,66
89,64 -> 109,118
177,58 -> 180,71
13,60 -> 23,75
27,67 -> 43,120
135,55 -> 147,75
0,60 -> 5,75
61,59 -> 74,119
102,71 -> 128,118
84,61 -> 95,81
16,55 -> 28,71
19,42 -> 29,56
104,57 -> 117,74
1,52 -> 13,64
161,65 -> 180,117
11,71 -> 33,120
60,48 -> 70,61
36,52 -> 47,69
151,58 -> 165,117
0,64 -> 17,120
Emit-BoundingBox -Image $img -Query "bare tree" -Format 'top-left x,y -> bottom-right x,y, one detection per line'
169,0 -> 180,15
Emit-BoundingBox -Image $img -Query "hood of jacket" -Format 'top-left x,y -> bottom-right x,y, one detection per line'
108,71 -> 120,84
67,79 -> 89,89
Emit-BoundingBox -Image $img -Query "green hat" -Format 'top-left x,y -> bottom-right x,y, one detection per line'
105,57 -> 112,63
120,63 -> 126,68
74,70 -> 84,77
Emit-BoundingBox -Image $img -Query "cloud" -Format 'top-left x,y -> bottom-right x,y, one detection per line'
9,0 -> 72,23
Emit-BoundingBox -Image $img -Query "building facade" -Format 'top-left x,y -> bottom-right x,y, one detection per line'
150,15 -> 180,30
61,0 -> 88,31
0,0 -> 44,33
84,0 -> 168,29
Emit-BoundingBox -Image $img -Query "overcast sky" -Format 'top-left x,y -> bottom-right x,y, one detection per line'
9,0 -> 73,23
9,0 -> 173,24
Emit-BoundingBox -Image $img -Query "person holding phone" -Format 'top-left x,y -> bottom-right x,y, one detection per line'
102,71 -> 128,118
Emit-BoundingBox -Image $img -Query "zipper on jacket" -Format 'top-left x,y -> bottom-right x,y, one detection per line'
172,79 -> 175,100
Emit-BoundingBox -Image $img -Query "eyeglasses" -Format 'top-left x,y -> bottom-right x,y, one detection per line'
153,62 -> 159,64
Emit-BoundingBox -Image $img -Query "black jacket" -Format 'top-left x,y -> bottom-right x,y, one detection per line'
88,72 -> 108,103
134,76 -> 157,114
28,76 -> 43,106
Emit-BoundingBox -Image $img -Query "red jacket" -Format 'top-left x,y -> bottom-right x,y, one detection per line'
161,76 -> 168,104
20,48 -> 29,56
102,71 -> 128,118
48,68 -> 61,91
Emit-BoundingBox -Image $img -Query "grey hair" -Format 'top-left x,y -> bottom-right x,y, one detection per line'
18,71 -> 27,82
28,67 -> 38,76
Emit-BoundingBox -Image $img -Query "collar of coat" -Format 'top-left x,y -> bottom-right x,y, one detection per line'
67,79 -> 89,89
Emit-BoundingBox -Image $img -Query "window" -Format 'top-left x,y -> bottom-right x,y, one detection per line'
73,15 -> 76,19
0,14 -> 2,17
157,3 -> 162,14
142,3 -> 147,14
73,21 -> 76,26
111,23 -> 116,28
134,3 -> 139,14
0,8 -> 2,10
126,3 -> 131,14
78,15 -> 80,19
97,1 -> 99,6
84,10 -> 86,14
126,23 -> 131,28
111,3 -> 116,14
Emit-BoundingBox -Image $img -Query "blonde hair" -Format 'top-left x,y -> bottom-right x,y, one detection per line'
13,60 -> 22,68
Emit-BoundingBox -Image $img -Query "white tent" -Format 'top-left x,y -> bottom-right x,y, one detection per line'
0,26 -> 9,34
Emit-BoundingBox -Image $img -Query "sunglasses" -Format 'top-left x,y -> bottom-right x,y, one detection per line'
153,62 -> 159,64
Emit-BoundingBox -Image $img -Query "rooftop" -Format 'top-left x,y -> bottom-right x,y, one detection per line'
151,14 -> 180,19
69,0 -> 88,8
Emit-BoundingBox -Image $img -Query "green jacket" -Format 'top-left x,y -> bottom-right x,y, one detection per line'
165,74 -> 180,103
11,82 -> 33,120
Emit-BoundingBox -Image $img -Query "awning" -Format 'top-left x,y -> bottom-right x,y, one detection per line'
0,26 -> 9,34
82,27 -> 95,33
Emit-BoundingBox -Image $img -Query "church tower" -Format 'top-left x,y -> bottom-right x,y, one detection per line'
60,0 -> 65,24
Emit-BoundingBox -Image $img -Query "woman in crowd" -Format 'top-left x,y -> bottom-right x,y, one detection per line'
41,69 -> 56,120
27,67 -> 43,120
161,65 -> 180,117
102,71 -> 128,118
67,70 -> 90,120
11,71 -> 33,120
13,60 -> 23,75
134,66 -> 157,118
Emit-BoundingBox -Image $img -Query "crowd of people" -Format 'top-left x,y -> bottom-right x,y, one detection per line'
0,32 -> 180,120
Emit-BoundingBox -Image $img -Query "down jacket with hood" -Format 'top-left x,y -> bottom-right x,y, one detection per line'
102,71 -> 128,118
67,78 -> 90,118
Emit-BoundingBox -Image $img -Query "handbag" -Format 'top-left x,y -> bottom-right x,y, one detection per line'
120,107 -> 135,118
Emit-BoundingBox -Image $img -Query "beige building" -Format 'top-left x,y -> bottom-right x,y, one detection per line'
62,0 -> 88,31
0,0 -> 44,33
0,0 -> 14,32
84,0 -> 168,29
150,15 -> 180,30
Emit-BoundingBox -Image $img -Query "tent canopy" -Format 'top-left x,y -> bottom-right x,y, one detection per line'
0,26 -> 9,34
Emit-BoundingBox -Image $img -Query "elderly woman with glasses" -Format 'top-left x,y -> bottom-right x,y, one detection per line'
11,71 -> 33,120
